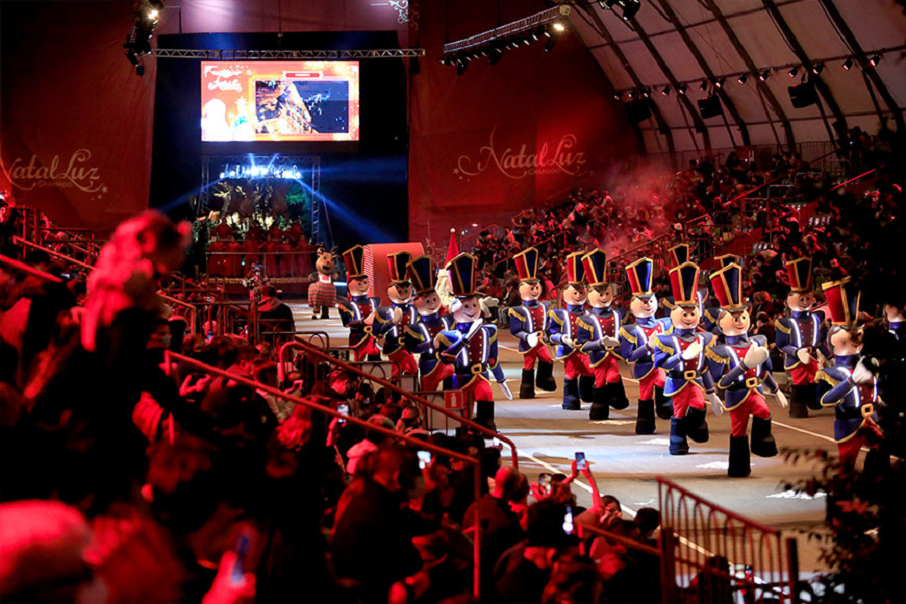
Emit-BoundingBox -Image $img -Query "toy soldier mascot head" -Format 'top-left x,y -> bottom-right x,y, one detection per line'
508,247 -> 557,399
337,245 -> 382,361
577,249 -> 628,420
548,252 -> 595,410
774,257 -> 826,418
404,255 -> 455,392
380,251 -> 418,376
650,262 -> 721,455
816,278 -> 884,470
707,263 -> 787,477
620,258 -> 673,434
662,244 -> 692,316
435,253 -> 512,431
702,255 -> 741,332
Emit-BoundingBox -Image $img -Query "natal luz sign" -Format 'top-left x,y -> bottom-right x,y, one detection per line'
4,149 -> 107,197
455,128 -> 588,181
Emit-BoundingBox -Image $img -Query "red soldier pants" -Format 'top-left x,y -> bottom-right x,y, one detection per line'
523,345 -> 553,370
789,358 -> 819,385
388,349 -> 418,377
638,369 -> 666,400
351,335 -> 380,361
421,363 -> 455,392
460,376 -> 494,402
729,392 -> 771,437
563,353 -> 594,380
592,355 -> 621,388
671,384 -> 705,419
837,423 -> 883,466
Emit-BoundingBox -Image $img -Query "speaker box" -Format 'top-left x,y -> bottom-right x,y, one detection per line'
698,95 -> 723,119
788,82 -> 818,108
625,100 -> 652,124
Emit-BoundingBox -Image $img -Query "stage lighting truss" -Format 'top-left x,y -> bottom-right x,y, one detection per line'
441,5 -> 570,69
151,48 -> 425,59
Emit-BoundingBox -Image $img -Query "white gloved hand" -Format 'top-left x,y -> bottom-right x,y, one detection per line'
498,381 -> 513,400
775,390 -> 789,409
561,335 -> 574,349
743,346 -> 768,368
392,307 -> 403,324
796,348 -> 812,364
364,311 -> 375,326
852,359 -> 874,384
602,336 -> 620,349
681,342 -> 703,360
433,333 -> 444,348
527,332 -> 540,349
709,392 -> 724,416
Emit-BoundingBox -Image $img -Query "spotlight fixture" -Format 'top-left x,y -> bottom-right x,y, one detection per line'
737,73 -> 748,84
627,90 -> 637,100
641,88 -> 651,99
714,78 -> 725,89
869,54 -> 881,67
842,57 -> 854,70
544,32 -> 558,52
598,0 -> 641,20
123,0 -> 165,75
456,59 -> 469,76
699,79 -> 708,91
811,63 -> 824,75
788,66 -> 799,78
552,22 -> 566,33
488,44 -> 504,65
759,70 -> 771,81
661,85 -> 671,96
676,83 -> 688,95
613,92 -> 622,101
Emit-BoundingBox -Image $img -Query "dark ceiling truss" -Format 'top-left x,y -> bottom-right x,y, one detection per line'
815,0 -> 906,140
574,2 -> 677,156
700,0 -> 794,150
652,0 -> 750,146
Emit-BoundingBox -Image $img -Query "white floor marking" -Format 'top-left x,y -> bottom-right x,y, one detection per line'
695,461 -> 731,470
638,437 -> 671,446
766,491 -> 826,500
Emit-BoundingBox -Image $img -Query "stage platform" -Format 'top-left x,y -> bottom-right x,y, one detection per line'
288,302 -> 836,574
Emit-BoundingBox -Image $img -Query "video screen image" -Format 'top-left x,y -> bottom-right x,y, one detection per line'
201,61 -> 360,142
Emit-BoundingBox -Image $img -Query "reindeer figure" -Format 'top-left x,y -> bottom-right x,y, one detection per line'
308,246 -> 339,319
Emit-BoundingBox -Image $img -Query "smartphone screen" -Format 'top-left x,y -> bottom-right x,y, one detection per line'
417,450 -> 432,470
231,531 -> 251,584
575,452 -> 587,471
337,403 -> 349,424
562,505 -> 575,535
539,473 -> 552,496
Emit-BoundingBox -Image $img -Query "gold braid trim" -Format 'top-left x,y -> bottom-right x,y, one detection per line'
774,320 -> 791,335
815,370 -> 840,387
405,326 -> 424,341
654,338 -> 675,356
619,327 -> 636,345
705,346 -> 729,364
507,308 -> 523,320
549,311 -> 565,327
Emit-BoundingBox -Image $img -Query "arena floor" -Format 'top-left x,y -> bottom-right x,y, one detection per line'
290,303 -> 842,573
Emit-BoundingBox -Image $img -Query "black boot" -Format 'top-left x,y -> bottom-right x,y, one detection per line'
789,385 -> 810,418
520,369 -> 536,399
562,379 -> 581,410
728,435 -> 752,477
684,407 -> 710,444
312,305 -> 320,320
750,416 -> 778,457
442,377 -> 455,390
610,379 -> 630,410
535,361 -> 557,392
578,375 -> 595,402
590,387 -> 610,420
320,307 -> 330,320
635,400 -> 656,435
475,400 -> 497,432
654,386 -> 673,420
804,383 -> 821,410
669,418 -> 689,455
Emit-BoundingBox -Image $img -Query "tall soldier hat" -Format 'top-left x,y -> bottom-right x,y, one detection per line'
669,262 -> 701,307
565,252 -> 587,287
513,247 -> 540,282
710,263 -> 746,311
822,277 -> 861,327
445,253 -> 478,298
386,251 -> 412,285
343,245 -> 367,279
668,244 -> 691,268
783,257 -> 813,293
582,249 -> 608,287
715,254 -> 743,270
407,255 -> 435,296
625,257 -> 655,298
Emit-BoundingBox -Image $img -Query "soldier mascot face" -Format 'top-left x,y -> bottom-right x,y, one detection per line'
453,296 -> 482,323
519,279 -> 543,301
414,292 -> 442,316
784,258 -> 816,312
563,281 -> 588,306
671,302 -> 701,330
787,289 -> 816,312
718,309 -> 750,337
407,255 -> 443,317
630,293 -> 657,319
386,252 -> 414,305
349,275 -> 370,296
829,326 -> 862,356
588,283 -> 615,309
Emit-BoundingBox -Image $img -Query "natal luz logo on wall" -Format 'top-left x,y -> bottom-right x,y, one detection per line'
2,148 -> 108,200
454,128 -> 588,182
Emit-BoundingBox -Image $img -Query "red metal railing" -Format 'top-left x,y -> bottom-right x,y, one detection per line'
163,350 -> 486,599
658,477 -> 799,604
0,254 -> 63,283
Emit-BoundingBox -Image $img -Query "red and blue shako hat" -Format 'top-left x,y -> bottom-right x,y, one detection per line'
709,262 -> 745,311
387,251 -> 413,285
582,249 -> 608,287
783,257 -> 813,293
715,254 -> 743,270
513,247 -> 540,282
625,257 -> 654,298
446,253 -> 478,298
668,244 -> 690,268
822,277 -> 861,328
669,261 -> 701,307
565,252 -> 587,286
343,245 -> 367,279
407,255 -> 435,296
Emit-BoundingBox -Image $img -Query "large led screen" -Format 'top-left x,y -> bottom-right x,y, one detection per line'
201,61 -> 360,142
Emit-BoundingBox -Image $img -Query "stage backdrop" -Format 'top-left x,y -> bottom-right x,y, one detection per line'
409,0 -> 642,248
0,1 -> 155,232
